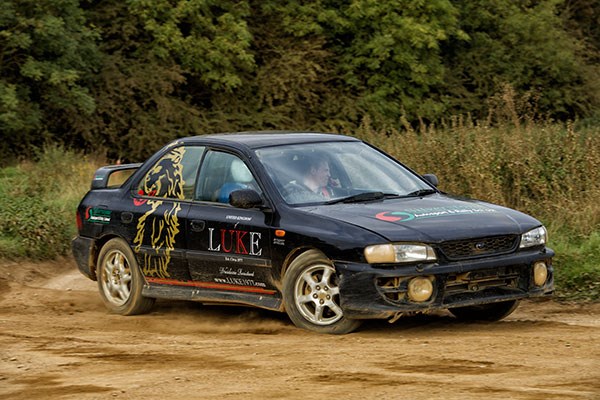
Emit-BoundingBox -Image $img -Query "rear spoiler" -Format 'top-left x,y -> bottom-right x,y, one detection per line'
91,163 -> 142,190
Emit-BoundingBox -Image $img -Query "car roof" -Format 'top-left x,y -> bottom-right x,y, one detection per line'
178,131 -> 360,150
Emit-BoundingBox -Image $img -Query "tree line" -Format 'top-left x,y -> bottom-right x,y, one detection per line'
1,0 -> 599,161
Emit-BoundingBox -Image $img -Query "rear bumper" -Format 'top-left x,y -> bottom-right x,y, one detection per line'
71,236 -> 96,280
336,247 -> 554,319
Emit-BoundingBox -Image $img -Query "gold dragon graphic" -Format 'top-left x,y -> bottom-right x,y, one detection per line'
133,146 -> 185,279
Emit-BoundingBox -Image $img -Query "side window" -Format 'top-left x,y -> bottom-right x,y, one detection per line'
195,151 -> 261,203
137,146 -> 205,200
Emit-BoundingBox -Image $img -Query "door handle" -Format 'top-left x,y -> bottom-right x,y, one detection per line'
190,220 -> 206,232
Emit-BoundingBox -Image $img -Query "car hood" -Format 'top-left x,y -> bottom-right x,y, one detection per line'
299,194 -> 541,243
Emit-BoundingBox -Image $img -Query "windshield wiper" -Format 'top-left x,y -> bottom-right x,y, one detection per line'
325,192 -> 398,205
405,189 -> 438,197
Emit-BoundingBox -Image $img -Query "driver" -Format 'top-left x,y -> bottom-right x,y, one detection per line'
284,153 -> 336,203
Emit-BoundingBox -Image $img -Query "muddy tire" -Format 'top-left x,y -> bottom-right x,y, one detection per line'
283,250 -> 361,334
449,300 -> 520,322
96,238 -> 155,315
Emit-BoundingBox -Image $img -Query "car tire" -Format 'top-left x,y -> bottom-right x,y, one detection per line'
283,250 -> 361,334
449,300 -> 520,322
96,238 -> 155,315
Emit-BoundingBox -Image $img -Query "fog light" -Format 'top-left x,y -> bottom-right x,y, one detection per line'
533,262 -> 548,286
407,277 -> 434,302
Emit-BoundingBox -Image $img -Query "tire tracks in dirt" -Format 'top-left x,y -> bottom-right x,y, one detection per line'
1,258 -> 599,399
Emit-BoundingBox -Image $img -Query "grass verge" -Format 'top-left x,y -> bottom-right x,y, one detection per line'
1,122 -> 598,299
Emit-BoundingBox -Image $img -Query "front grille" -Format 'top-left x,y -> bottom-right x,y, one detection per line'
375,265 -> 530,307
442,265 -> 527,305
438,235 -> 519,260
444,266 -> 522,295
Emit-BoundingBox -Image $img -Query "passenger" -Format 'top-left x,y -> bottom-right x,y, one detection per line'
217,159 -> 256,203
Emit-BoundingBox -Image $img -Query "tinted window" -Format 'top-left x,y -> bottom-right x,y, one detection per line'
137,146 -> 205,200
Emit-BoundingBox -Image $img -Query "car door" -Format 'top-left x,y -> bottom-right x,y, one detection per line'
129,144 -> 205,282
184,149 -> 276,295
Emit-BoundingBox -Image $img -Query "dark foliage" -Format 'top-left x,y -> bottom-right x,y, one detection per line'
1,0 -> 598,161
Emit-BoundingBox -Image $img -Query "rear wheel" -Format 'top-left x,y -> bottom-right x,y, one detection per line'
449,300 -> 519,321
283,250 -> 361,334
97,238 -> 155,315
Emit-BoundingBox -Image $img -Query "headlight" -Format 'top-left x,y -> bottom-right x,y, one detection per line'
520,226 -> 547,248
364,243 -> 437,264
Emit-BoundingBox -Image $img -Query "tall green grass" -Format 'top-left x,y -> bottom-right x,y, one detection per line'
1,123 -> 598,299
552,232 -> 600,300
0,146 -> 101,259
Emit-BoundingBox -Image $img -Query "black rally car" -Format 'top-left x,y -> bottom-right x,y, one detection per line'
72,132 -> 554,334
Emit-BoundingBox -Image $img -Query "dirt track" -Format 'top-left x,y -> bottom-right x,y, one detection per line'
1,258 -> 599,400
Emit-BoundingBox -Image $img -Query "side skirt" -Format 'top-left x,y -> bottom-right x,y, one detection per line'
142,279 -> 282,311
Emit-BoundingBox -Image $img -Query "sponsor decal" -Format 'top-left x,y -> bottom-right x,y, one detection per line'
165,140 -> 183,150
85,207 -> 111,224
219,267 -> 255,277
133,147 -> 186,278
376,211 -> 415,222
225,215 -> 253,222
207,228 -> 262,256
214,276 -> 267,288
216,267 -> 265,289
146,277 -> 276,295
376,206 -> 498,223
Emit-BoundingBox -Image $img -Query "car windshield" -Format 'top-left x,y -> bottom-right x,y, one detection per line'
255,141 -> 434,205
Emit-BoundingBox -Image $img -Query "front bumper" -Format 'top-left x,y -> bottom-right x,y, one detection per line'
336,247 -> 554,319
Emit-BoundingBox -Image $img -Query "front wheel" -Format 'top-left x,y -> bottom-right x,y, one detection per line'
283,250 -> 361,334
96,238 -> 155,315
449,300 -> 520,321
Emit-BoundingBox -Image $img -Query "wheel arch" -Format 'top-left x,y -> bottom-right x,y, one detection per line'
280,247 -> 329,281
279,246 -> 362,334
278,247 -> 331,312
89,234 -> 130,280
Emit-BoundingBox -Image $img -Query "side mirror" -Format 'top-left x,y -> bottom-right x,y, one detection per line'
229,189 -> 263,209
422,174 -> 439,187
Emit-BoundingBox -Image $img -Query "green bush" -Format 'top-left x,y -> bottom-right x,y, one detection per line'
0,196 -> 71,258
0,146 -> 100,259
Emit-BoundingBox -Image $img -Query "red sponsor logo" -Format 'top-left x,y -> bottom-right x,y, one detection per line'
375,211 -> 415,222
